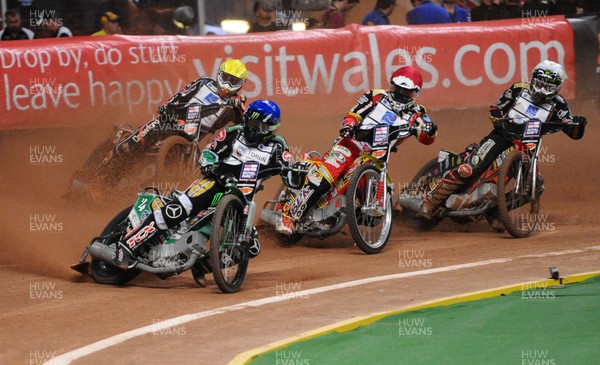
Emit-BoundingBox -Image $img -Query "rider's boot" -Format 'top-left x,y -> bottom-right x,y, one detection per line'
113,244 -> 133,270
248,226 -> 261,258
418,170 -> 466,220
113,214 -> 162,269
276,214 -> 296,236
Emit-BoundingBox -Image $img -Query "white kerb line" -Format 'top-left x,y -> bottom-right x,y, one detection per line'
45,247 -> 595,365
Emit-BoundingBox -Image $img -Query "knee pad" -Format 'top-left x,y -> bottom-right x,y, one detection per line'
457,164 -> 473,178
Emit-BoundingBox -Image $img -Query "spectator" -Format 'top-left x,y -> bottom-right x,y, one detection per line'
551,0 -> 578,15
92,11 -> 123,36
471,0 -> 509,21
173,5 -> 200,35
504,0 -> 523,18
248,1 -> 278,33
0,9 -> 34,40
580,0 -> 600,14
362,0 -> 397,25
321,0 -> 359,29
441,0 -> 470,22
407,0 -> 451,25
522,0 -> 552,15
48,15 -> 73,37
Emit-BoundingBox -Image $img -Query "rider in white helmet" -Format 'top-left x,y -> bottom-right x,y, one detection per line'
418,60 -> 587,220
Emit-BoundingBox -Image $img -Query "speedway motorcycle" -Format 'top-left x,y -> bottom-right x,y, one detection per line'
65,104 -> 242,199
399,118 -> 578,238
71,168 -> 278,293
260,127 -> 410,254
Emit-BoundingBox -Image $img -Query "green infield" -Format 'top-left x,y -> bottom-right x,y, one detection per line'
243,273 -> 600,365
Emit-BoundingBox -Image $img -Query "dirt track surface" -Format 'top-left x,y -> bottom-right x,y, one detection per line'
1,103 -> 598,365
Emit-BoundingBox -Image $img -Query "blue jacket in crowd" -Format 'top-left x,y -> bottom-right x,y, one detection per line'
362,8 -> 390,25
446,5 -> 470,23
407,0 -> 451,25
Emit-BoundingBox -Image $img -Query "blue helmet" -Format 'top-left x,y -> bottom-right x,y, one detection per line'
242,100 -> 281,145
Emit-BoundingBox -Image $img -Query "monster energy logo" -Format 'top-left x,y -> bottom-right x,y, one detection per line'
211,193 -> 223,206
250,112 -> 261,120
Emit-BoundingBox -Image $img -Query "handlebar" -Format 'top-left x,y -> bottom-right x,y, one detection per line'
499,117 -> 579,127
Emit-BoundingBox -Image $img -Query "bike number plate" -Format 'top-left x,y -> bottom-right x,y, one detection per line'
523,120 -> 542,138
129,194 -> 154,228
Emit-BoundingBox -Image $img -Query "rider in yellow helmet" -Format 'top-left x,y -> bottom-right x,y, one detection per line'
217,59 -> 248,98
112,59 -> 249,160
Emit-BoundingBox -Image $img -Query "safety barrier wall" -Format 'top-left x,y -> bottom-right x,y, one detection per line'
0,16 -> 576,130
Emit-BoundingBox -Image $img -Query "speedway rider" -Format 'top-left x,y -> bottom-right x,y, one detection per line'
417,60 -> 587,220
114,100 -> 293,268
276,65 -> 438,235
112,59 -> 249,160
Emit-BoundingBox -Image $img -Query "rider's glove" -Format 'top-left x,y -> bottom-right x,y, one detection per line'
492,117 -> 507,131
572,115 -> 587,128
228,94 -> 246,110
339,126 -> 355,138
421,122 -> 438,137
200,164 -> 216,177
157,103 -> 170,115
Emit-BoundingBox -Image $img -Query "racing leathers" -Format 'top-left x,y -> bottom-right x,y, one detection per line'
115,77 -> 245,155
279,89 -> 437,233
418,81 -> 587,219
114,125 -> 291,267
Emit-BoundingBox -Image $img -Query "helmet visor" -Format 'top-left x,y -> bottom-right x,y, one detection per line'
391,85 -> 417,103
218,71 -> 245,90
532,77 -> 559,97
246,118 -> 279,133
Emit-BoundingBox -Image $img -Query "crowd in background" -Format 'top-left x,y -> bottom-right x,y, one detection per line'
0,0 -> 599,40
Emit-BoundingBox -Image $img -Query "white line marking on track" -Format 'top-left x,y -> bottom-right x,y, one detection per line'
44,247 -> 599,365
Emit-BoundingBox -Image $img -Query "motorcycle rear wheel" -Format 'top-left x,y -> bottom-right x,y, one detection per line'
156,136 -> 197,190
497,150 -> 541,238
210,195 -> 249,293
91,206 -> 141,285
346,164 -> 392,254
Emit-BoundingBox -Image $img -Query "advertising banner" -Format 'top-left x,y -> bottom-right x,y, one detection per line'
0,16 -> 574,130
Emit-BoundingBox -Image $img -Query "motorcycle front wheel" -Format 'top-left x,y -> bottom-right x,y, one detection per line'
91,206 -> 141,285
497,150 -> 541,238
210,195 -> 249,293
346,164 -> 393,254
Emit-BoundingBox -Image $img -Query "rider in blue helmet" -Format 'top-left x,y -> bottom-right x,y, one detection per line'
243,99 -> 281,145
113,100 -> 292,269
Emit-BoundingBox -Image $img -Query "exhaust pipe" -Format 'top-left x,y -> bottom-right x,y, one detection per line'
398,194 -> 422,213
260,209 -> 280,227
89,241 -> 117,264
90,241 -> 200,274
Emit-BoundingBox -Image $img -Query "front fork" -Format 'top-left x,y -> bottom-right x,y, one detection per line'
369,165 -> 388,214
242,201 -> 256,244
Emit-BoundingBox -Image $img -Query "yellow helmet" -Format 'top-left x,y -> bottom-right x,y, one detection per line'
218,59 -> 248,96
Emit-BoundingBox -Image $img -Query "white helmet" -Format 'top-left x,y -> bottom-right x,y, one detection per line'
530,60 -> 566,102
